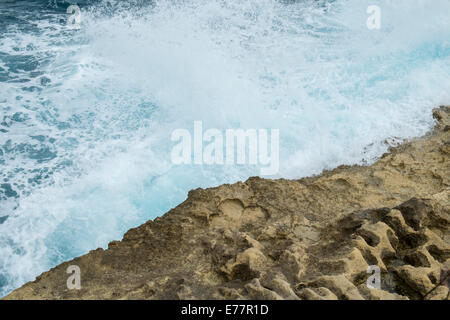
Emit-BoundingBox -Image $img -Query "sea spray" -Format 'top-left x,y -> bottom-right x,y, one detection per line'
1,0 -> 450,296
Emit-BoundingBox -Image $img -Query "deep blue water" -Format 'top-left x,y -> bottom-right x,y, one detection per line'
1,0 -> 450,296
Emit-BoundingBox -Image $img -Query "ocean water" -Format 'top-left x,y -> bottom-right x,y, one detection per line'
0,0 -> 450,296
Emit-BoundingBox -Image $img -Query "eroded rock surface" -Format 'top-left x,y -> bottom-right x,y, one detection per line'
4,107 -> 450,300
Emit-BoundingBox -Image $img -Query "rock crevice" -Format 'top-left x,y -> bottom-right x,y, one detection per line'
4,107 -> 450,300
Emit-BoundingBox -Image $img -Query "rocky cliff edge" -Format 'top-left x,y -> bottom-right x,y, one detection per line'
4,107 -> 450,300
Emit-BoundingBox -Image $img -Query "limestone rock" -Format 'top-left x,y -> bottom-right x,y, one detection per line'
3,107 -> 450,300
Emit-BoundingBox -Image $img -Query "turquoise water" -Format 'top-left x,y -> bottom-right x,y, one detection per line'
1,0 -> 450,296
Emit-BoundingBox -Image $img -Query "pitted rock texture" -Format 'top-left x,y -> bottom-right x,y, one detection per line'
4,106 -> 450,300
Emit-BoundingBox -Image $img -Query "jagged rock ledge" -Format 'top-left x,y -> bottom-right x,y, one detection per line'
4,107 -> 450,300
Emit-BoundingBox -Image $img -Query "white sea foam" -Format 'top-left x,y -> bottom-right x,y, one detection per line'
1,0 -> 450,296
